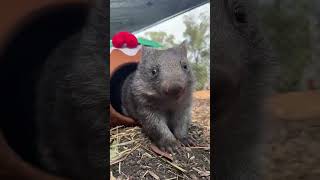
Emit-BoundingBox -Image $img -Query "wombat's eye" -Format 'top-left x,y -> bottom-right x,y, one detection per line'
181,62 -> 188,71
234,5 -> 247,24
151,68 -> 158,76
182,64 -> 188,70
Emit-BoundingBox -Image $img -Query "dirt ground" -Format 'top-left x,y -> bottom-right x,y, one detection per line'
264,118 -> 320,180
110,90 -> 320,179
264,91 -> 320,180
110,91 -> 210,180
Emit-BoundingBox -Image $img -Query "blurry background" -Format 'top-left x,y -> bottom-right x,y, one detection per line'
110,0 -> 210,91
135,3 -> 210,91
258,0 -> 320,179
259,0 -> 320,92
110,0 -> 208,36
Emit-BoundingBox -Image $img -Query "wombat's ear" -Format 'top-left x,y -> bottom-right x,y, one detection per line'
141,46 -> 153,62
141,46 -> 149,58
179,40 -> 188,56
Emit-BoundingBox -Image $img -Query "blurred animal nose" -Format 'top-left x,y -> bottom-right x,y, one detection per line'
164,83 -> 184,96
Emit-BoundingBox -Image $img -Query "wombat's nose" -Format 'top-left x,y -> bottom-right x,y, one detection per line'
164,84 -> 184,97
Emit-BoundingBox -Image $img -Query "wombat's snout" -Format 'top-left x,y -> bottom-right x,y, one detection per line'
162,82 -> 185,97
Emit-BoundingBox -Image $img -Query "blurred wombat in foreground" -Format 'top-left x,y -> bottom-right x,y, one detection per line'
121,41 -> 195,153
213,0 -> 277,179
35,1 -> 107,179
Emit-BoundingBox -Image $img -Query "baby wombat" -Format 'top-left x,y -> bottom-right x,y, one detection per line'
121,41 -> 195,152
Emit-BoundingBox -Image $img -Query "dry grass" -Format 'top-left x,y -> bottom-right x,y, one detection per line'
110,124 -> 210,179
110,91 -> 211,179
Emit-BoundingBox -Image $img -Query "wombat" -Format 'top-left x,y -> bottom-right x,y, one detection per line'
35,1 -> 107,180
213,0 -> 277,179
121,41 -> 195,153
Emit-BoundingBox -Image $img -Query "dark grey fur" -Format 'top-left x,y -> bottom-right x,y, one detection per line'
213,0 -> 277,179
35,1 -> 107,180
121,42 -> 195,152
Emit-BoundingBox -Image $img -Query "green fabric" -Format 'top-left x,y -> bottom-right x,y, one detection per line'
137,38 -> 162,48
110,37 -> 162,48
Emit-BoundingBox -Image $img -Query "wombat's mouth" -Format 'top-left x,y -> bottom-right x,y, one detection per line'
176,87 -> 186,99
161,83 -> 186,100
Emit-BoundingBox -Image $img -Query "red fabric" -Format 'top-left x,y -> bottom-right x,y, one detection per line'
112,31 -> 138,48
112,35 -> 125,48
126,33 -> 138,48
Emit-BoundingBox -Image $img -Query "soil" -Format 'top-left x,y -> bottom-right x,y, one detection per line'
110,91 -> 210,180
264,118 -> 320,180
264,91 -> 320,180
110,90 -> 320,180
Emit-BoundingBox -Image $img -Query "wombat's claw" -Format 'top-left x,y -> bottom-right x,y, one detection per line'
159,146 -> 174,154
180,137 -> 196,147
158,141 -> 181,155
174,144 -> 183,155
179,141 -> 187,148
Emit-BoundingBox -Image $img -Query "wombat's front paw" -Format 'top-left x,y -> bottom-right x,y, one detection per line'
178,136 -> 196,147
156,137 -> 180,154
